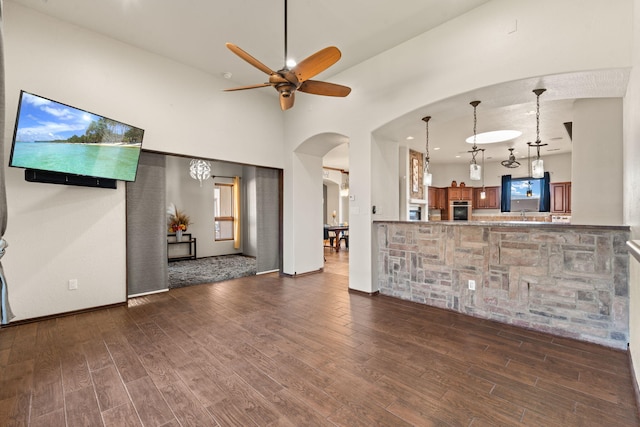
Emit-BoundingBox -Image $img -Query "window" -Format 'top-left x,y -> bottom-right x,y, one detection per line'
510,178 -> 542,212
500,173 -> 550,213
214,183 -> 234,241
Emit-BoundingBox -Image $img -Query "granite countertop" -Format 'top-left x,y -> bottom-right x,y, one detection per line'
374,220 -> 630,231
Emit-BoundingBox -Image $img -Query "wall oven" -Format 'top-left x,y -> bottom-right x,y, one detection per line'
451,200 -> 471,221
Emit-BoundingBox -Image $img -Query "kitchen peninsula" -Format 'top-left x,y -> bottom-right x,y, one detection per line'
375,220 -> 630,349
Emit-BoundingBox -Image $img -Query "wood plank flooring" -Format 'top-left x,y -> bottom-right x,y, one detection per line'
0,248 -> 638,426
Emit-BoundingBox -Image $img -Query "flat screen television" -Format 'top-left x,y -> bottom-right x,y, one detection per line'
9,91 -> 144,183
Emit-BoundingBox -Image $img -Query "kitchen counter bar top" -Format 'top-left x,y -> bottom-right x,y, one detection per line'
374,220 -> 630,349
374,220 -> 630,231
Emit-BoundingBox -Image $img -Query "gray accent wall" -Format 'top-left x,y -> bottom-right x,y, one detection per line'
256,167 -> 280,273
243,166 -> 258,258
126,152 -> 168,296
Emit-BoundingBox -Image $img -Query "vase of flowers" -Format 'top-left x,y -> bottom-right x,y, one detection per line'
167,204 -> 191,242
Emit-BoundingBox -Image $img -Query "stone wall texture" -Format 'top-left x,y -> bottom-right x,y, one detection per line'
376,222 -> 630,349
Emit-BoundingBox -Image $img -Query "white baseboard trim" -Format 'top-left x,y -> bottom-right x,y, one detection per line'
128,288 -> 169,298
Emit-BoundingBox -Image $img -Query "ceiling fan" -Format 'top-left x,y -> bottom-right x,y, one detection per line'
501,148 -> 521,168
224,0 -> 351,111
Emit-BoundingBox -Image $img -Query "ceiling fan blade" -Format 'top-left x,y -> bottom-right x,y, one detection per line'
293,46 -> 341,82
280,91 -> 295,111
226,43 -> 275,76
299,80 -> 351,97
224,83 -> 271,92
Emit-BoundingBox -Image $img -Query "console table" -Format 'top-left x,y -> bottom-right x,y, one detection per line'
167,233 -> 197,261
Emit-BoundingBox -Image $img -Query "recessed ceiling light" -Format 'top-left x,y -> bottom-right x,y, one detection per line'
406,136 -> 414,140
286,58 -> 297,68
455,155 -> 461,158
465,130 -> 522,144
434,147 -> 441,150
550,136 -> 563,141
222,72 -> 233,79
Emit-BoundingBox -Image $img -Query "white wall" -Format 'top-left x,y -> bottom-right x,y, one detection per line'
323,168 -> 341,224
3,0 -> 635,320
430,152 -> 572,189
572,99 -> 624,225
3,3 -> 282,320
625,0 -> 640,397
283,0 -> 632,292
326,183 -> 340,224
165,157 -> 244,258
372,136 -> 400,221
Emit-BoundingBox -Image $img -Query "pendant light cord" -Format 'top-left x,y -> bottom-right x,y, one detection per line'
536,90 -> 541,145
284,0 -> 288,68
469,101 -> 481,164
422,116 -> 431,172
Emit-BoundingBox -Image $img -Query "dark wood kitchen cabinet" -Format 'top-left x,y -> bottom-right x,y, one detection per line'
473,186 -> 500,209
447,186 -> 473,201
428,187 -> 447,209
550,181 -> 571,213
428,187 -> 436,209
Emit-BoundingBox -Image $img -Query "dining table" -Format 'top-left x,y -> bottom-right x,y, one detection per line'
328,225 -> 349,252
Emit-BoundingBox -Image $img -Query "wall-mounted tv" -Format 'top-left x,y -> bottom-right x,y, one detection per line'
9,91 -> 144,182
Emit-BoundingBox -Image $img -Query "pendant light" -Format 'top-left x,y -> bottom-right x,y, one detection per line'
422,116 -> 432,186
468,100 -> 482,181
340,172 -> 349,197
480,148 -> 486,199
528,88 -> 547,179
189,158 -> 212,187
526,144 -> 533,197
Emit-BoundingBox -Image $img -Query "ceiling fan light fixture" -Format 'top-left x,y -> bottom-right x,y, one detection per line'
501,148 -> 521,168
223,0 -> 351,110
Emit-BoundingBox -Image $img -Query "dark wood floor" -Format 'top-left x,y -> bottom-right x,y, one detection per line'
0,248 -> 638,426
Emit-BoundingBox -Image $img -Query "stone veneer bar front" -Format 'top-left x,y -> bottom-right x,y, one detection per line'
375,221 -> 630,349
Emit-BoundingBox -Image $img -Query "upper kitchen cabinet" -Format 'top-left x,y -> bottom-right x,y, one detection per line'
550,182 -> 571,213
428,187 -> 447,209
473,186 -> 500,209
447,186 -> 473,201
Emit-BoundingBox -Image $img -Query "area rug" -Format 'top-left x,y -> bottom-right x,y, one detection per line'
168,255 -> 257,289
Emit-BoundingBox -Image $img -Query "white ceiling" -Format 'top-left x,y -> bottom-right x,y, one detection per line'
9,0 -> 630,172
374,69 -> 630,169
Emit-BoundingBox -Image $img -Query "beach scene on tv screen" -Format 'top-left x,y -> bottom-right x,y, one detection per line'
11,92 -> 143,181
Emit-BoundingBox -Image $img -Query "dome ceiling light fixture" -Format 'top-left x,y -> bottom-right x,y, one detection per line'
501,148 -> 521,168
465,129 -> 522,144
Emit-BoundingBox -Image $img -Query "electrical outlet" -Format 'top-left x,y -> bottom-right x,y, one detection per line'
68,279 -> 78,290
468,279 -> 476,290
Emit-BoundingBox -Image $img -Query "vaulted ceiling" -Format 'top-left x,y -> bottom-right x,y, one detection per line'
9,0 -> 629,171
